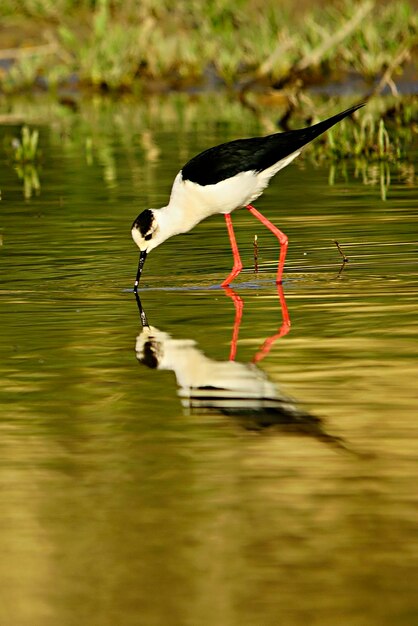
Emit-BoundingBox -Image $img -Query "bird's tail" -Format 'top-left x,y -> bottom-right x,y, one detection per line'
306,102 -> 365,135
280,102 -> 365,148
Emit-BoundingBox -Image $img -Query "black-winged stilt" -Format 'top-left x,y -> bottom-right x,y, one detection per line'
132,103 -> 364,290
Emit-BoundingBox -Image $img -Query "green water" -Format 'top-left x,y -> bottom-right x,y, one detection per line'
0,97 -> 418,626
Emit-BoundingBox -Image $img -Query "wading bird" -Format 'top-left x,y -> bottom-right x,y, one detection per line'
131,103 -> 364,291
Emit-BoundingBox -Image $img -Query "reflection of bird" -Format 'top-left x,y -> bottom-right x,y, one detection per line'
134,293 -> 347,449
132,103 -> 364,290
136,323 -> 279,408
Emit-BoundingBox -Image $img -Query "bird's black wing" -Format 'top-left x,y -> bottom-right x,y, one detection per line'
181,103 -> 364,186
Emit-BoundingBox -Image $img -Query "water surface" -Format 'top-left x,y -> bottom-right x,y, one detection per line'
0,97 -> 418,626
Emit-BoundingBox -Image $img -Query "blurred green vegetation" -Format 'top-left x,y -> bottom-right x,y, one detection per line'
10,125 -> 40,162
0,0 -> 416,92
0,93 -> 416,201
0,1 -> 417,189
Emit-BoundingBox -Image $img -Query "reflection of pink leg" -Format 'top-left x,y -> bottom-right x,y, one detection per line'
252,284 -> 291,363
223,286 -> 244,361
221,214 -> 243,287
246,204 -> 288,284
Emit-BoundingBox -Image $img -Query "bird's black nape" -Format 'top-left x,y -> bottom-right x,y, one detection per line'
132,209 -> 154,240
134,250 -> 147,293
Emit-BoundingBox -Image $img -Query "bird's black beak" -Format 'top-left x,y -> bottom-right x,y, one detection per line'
134,250 -> 147,293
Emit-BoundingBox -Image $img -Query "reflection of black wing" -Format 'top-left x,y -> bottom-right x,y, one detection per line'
181,104 -> 364,186
180,387 -> 309,416
182,394 -> 346,450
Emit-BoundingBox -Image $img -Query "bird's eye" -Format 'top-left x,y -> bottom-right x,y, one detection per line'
144,233 -> 152,241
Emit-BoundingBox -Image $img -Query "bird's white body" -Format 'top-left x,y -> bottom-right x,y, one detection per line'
170,150 -> 300,218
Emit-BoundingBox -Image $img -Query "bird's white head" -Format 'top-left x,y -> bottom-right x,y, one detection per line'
131,208 -> 164,253
131,206 -> 184,289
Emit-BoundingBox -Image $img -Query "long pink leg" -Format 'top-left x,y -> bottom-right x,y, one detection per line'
221,214 -> 243,287
246,204 -> 288,284
252,284 -> 291,363
223,286 -> 244,361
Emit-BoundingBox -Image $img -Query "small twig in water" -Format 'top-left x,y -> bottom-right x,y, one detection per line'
334,240 -> 349,263
334,240 -> 349,279
337,260 -> 347,278
253,234 -> 259,273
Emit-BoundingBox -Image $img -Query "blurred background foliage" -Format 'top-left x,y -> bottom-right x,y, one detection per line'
0,0 -> 417,197
0,0 -> 416,91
